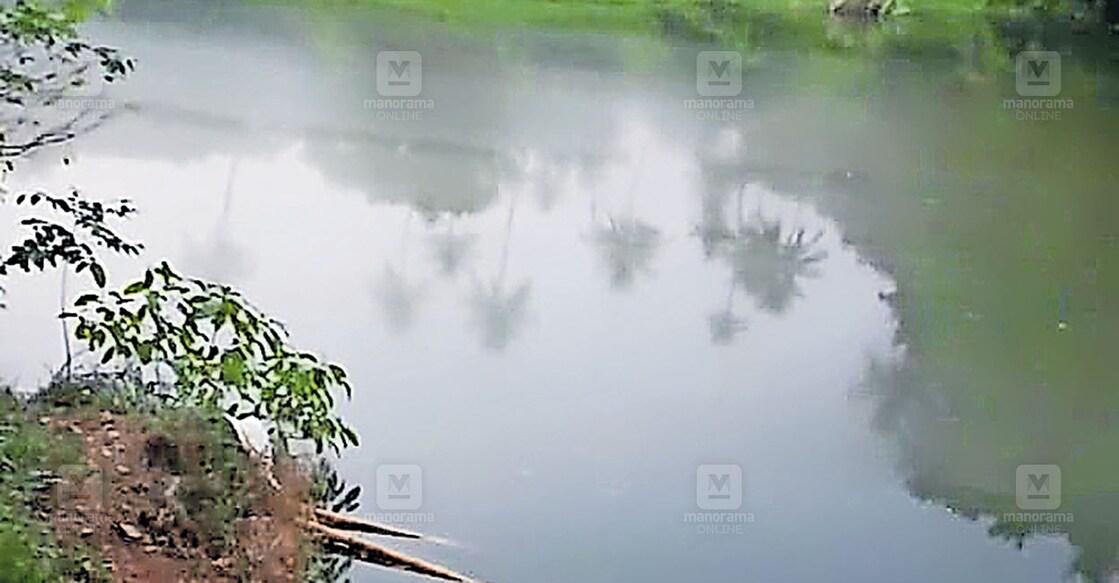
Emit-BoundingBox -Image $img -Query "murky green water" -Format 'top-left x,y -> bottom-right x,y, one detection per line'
0,0 -> 1115,581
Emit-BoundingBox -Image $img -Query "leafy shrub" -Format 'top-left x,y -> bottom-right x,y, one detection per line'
65,262 -> 359,455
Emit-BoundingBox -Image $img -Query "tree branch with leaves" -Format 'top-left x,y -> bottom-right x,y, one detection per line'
64,262 -> 360,455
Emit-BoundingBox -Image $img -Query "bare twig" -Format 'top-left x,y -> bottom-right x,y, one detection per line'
301,519 -> 473,582
312,508 -> 424,540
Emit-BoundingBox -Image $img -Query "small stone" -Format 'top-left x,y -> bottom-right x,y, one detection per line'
99,411 -> 113,424
106,430 -> 121,440
69,425 -> 84,435
79,527 -> 95,537
100,447 -> 112,459
142,545 -> 158,554
115,522 -> 143,541
114,465 -> 131,476
38,416 -> 50,425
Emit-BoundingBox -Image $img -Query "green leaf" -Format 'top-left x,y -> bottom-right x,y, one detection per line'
90,263 -> 106,288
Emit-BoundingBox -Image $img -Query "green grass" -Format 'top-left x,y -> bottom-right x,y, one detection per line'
276,0 -> 782,30
256,0 -> 1072,41
0,383 -> 262,582
0,389 -> 97,582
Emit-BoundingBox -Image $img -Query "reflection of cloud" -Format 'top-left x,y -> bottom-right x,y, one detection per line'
589,217 -> 661,291
469,279 -> 531,351
374,266 -> 425,335
720,216 -> 826,314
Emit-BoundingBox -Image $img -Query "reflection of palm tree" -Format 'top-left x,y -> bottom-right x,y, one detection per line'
375,265 -> 424,335
720,189 -> 827,314
426,214 -> 475,278
187,157 -> 249,281
590,215 -> 661,290
374,212 -> 425,335
534,163 -> 564,211
696,187 -> 734,260
708,280 -> 748,345
588,145 -> 661,291
471,278 -> 531,350
470,195 -> 531,351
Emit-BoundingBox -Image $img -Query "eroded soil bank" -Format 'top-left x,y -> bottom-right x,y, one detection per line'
44,406 -> 306,581
4,386 -> 473,582
9,386 -> 311,582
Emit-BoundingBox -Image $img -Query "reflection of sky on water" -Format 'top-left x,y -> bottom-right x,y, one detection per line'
0,123 -> 1070,581
0,3 -> 1093,581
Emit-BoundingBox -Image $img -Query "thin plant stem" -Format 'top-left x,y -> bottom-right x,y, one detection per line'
59,267 -> 71,382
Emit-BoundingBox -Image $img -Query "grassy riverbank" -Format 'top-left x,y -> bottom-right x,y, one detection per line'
262,0 -> 1076,37
0,384 -> 314,581
0,390 -> 90,581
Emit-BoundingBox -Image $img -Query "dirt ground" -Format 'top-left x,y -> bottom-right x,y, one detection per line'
43,409 -> 308,582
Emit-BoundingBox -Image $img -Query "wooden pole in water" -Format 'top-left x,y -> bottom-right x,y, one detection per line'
311,508 -> 424,540
300,519 -> 473,582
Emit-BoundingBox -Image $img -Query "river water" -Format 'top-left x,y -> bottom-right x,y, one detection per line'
1,0 -> 1115,581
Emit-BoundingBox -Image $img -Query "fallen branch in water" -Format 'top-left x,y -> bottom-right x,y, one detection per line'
300,519 -> 473,582
223,417 -> 467,579
312,508 -> 424,539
